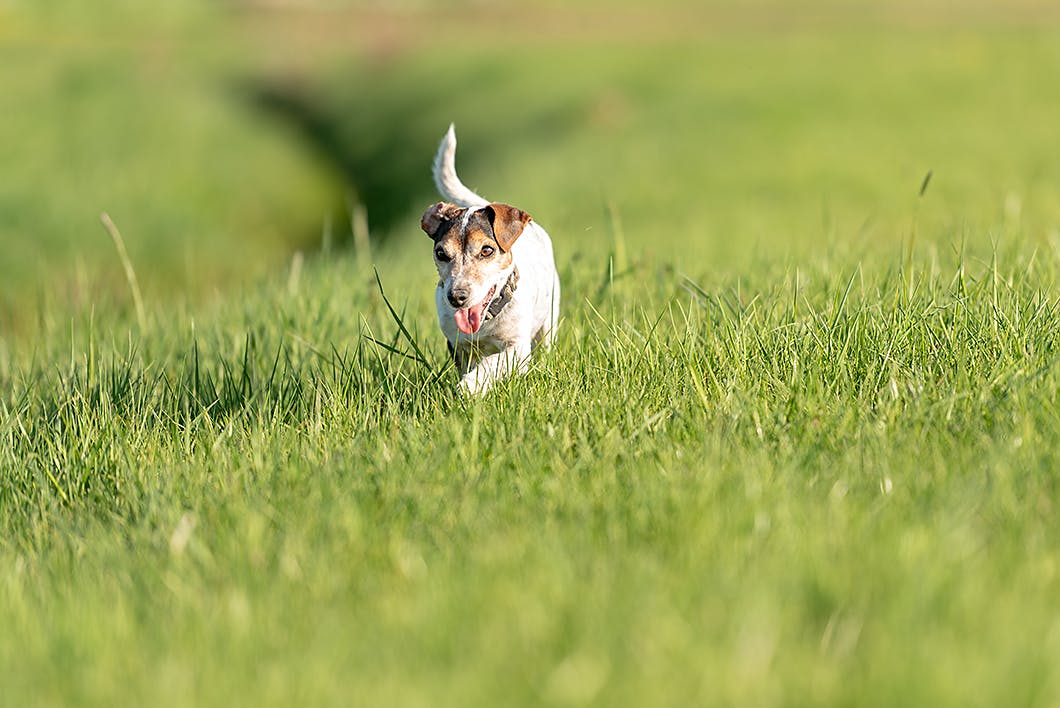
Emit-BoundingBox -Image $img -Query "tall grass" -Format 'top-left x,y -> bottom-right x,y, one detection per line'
2,241 -> 1059,704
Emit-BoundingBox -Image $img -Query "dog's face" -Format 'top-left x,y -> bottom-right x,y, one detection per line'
421,201 -> 531,335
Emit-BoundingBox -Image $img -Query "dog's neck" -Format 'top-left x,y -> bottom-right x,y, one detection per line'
483,267 -> 519,322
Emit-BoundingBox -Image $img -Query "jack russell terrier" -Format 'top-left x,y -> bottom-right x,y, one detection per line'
421,125 -> 560,395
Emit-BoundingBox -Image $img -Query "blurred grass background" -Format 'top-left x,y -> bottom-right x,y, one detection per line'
2,0 -> 1059,331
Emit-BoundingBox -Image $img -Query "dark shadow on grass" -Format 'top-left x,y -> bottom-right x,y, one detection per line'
246,78 -> 441,243
240,68 -> 583,247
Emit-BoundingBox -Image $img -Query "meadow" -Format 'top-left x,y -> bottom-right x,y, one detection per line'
2,2 -> 1060,705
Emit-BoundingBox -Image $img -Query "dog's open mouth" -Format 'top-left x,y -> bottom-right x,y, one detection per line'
454,285 -> 496,335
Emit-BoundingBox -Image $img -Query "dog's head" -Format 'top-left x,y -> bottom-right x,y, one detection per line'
421,201 -> 532,335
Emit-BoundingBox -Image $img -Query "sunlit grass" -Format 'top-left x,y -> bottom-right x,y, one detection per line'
3,237 -> 1059,705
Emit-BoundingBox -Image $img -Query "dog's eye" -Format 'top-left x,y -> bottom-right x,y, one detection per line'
434,247 -> 451,262
480,245 -> 495,258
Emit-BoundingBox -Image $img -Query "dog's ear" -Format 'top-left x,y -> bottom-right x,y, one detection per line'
421,202 -> 447,240
421,202 -> 462,240
485,202 -> 532,252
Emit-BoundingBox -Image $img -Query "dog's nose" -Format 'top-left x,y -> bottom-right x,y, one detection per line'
447,288 -> 469,308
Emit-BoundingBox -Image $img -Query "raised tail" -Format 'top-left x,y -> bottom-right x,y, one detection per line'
432,124 -> 489,208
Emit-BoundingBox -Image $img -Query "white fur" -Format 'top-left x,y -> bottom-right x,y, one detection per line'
432,126 -> 560,395
433,124 -> 489,209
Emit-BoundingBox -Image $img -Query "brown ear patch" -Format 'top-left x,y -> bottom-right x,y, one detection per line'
486,202 -> 532,252
421,202 -> 465,240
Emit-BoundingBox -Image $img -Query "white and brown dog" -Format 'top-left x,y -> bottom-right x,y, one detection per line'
421,125 -> 560,395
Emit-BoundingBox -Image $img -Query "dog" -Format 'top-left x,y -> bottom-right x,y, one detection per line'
420,125 -> 560,395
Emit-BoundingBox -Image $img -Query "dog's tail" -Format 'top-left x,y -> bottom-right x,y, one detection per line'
432,124 -> 489,208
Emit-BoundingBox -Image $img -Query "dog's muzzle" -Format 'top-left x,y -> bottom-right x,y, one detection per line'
451,268 -> 520,335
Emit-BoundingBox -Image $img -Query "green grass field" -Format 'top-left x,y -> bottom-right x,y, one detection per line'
2,2 -> 1060,705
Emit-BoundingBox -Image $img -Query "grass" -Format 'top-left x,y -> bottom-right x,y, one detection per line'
2,2 -> 1060,706
0,5 -> 337,326
5,244 -> 1060,706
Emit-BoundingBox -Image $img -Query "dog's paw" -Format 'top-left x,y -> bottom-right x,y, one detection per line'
457,371 -> 493,397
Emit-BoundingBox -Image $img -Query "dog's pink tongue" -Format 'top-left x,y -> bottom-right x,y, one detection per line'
454,303 -> 483,335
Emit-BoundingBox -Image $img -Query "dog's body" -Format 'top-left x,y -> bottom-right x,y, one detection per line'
421,125 -> 560,394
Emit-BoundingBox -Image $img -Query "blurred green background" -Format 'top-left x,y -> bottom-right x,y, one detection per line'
3,0 -> 1059,331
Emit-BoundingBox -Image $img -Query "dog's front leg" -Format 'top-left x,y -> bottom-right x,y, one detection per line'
458,340 -> 531,396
